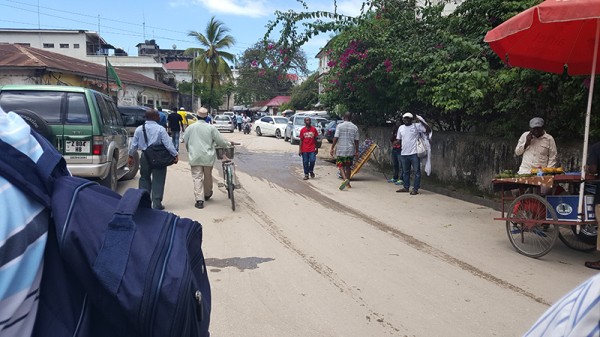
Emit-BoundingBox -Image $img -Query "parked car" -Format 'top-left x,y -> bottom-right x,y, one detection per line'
212,114 -> 236,132
324,120 -> 343,143
253,116 -> 288,138
284,114 -> 323,148
0,85 -> 139,191
222,111 -> 235,119
118,105 -> 151,136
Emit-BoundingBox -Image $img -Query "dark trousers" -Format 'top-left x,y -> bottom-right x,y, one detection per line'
171,130 -> 180,151
301,152 -> 316,175
139,153 -> 167,207
237,122 -> 242,131
391,147 -> 402,180
400,153 -> 421,191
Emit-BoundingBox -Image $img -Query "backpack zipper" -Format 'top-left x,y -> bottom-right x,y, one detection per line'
60,181 -> 96,246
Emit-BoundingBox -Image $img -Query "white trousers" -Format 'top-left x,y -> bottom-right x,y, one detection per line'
191,165 -> 213,202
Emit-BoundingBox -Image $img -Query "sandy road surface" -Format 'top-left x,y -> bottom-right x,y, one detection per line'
119,130 -> 599,337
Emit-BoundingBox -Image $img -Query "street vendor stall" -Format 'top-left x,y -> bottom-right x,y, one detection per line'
485,0 -> 600,258
493,173 -> 598,257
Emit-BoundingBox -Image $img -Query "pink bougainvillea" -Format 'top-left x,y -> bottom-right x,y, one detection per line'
383,59 -> 392,72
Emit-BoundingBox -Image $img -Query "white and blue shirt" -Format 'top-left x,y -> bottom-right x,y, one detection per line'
523,273 -> 600,337
0,111 -> 47,337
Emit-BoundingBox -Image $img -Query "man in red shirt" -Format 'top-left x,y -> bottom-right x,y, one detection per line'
299,117 -> 319,180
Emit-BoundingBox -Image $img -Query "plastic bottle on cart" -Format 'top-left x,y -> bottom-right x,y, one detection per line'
537,166 -> 543,177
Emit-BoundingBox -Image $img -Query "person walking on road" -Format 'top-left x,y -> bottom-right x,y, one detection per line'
157,106 -> 167,128
299,117 -> 319,180
235,113 -> 243,132
396,112 -> 431,195
184,107 -> 232,209
584,140 -> 600,270
129,109 -> 178,210
389,118 -> 403,185
330,112 -> 359,190
167,108 -> 185,151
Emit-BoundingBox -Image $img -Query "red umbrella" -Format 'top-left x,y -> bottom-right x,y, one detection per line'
484,0 -> 600,221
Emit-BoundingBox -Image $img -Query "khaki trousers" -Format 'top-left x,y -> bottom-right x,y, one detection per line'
191,165 -> 213,202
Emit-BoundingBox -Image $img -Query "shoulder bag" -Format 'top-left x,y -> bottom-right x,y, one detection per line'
414,124 -> 427,159
142,124 -> 176,169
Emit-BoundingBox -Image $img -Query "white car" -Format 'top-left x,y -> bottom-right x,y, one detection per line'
212,115 -> 236,132
254,116 -> 288,138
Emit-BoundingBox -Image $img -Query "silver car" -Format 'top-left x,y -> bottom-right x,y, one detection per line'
213,114 -> 236,132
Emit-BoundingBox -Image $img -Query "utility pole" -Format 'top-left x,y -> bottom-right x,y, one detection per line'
191,51 -> 195,112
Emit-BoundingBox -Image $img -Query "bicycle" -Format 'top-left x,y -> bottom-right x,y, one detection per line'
216,143 -> 239,211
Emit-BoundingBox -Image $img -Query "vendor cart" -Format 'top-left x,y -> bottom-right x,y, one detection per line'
493,174 -> 599,258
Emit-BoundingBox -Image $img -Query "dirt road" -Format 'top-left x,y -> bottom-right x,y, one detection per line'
119,130 -> 599,337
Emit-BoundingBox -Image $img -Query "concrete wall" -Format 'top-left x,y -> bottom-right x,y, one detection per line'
0,32 -> 88,59
359,125 -> 584,194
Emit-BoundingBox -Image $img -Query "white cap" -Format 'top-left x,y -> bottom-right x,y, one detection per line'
402,112 -> 414,119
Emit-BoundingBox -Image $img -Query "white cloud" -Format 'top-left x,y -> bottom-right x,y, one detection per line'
196,0 -> 271,18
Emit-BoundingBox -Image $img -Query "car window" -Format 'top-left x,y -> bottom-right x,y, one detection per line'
274,117 -> 288,124
261,117 -> 272,123
293,117 -> 305,125
215,116 -> 229,121
106,99 -> 123,127
0,91 -> 63,123
65,93 -> 90,124
95,93 -> 113,126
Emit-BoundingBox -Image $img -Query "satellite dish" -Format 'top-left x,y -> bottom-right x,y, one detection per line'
172,44 -> 177,50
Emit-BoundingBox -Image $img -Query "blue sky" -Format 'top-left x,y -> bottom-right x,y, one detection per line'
0,0 -> 365,71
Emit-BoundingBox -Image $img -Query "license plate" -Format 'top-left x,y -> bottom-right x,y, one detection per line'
65,140 -> 90,153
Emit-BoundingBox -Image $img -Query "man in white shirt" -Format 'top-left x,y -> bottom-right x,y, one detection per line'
515,117 -> 557,174
396,112 -> 431,195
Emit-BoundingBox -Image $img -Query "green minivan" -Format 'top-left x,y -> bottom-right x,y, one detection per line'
0,85 -> 139,190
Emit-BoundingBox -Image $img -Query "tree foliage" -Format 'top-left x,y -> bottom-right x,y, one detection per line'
235,39 -> 309,106
265,0 -> 600,140
287,72 -> 320,110
186,16 -> 236,112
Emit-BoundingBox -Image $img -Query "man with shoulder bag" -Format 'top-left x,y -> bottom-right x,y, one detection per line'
396,112 -> 431,195
129,109 -> 178,210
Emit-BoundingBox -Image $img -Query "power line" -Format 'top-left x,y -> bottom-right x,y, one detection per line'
1,0 -> 259,49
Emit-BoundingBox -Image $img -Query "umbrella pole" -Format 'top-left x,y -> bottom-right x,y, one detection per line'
578,19 -> 600,222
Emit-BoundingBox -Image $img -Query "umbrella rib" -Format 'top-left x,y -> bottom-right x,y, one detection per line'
565,22 -> 585,74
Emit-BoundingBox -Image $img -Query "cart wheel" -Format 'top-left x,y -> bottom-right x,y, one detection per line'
505,194 -> 558,258
558,225 -> 597,252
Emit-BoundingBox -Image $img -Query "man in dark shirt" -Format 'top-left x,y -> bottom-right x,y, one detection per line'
584,141 -> 600,270
389,119 -> 403,185
167,111 -> 185,151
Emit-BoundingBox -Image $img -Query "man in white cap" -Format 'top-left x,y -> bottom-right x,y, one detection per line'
184,107 -> 232,209
396,112 -> 431,195
515,117 -> 557,174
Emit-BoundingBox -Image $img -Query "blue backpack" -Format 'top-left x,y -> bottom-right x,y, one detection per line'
0,130 -> 211,337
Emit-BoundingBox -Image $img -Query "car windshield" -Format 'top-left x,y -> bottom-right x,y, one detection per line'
294,117 -> 306,125
274,117 -> 288,124
215,116 -> 229,121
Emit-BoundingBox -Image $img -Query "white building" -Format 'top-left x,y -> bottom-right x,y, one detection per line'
0,28 -> 121,59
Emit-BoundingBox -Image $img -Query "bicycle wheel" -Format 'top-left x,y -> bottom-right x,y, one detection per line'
558,225 -> 597,252
227,166 -> 235,211
505,194 -> 558,258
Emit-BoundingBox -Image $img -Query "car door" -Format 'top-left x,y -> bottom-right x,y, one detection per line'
62,92 -> 94,164
106,98 -> 129,169
262,116 -> 274,135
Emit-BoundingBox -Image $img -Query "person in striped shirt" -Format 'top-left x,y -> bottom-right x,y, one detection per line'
523,273 -> 600,337
0,108 -> 48,337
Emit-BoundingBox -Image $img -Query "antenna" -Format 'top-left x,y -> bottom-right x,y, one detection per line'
37,0 -> 40,29
142,11 -> 146,40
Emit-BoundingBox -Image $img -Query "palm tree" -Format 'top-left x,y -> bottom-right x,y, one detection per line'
187,16 -> 236,113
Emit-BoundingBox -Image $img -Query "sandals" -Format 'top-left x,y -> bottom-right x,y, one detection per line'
339,179 -> 350,190
584,261 -> 600,270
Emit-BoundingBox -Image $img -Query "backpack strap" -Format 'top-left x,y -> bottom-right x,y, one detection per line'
93,188 -> 152,293
0,130 -> 67,207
